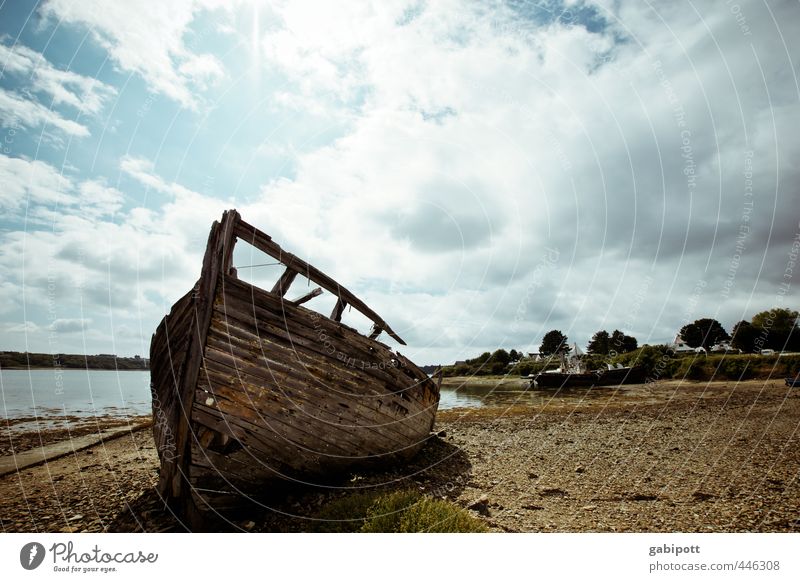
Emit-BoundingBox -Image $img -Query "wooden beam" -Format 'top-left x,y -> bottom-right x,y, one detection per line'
167,208 -> 239,525
270,267 -> 297,296
234,217 -> 406,345
368,324 -> 382,340
331,297 -> 347,322
291,287 -> 322,306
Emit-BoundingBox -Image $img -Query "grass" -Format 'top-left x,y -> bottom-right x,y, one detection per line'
311,490 -> 487,533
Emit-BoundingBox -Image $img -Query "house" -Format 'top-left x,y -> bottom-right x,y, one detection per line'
670,334 -> 703,353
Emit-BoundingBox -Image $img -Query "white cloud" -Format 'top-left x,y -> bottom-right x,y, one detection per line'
5,321 -> 40,333
119,155 -> 196,198
246,0 -> 800,357
0,88 -> 90,137
48,318 -> 91,332
78,180 -> 124,218
0,40 -> 116,115
41,0 -> 230,109
0,154 -> 74,212
1,1 -> 798,362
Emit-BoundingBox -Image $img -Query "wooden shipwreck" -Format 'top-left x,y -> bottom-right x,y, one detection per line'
150,210 -> 440,524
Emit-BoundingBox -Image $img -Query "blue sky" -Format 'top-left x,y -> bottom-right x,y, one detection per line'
0,0 -> 798,364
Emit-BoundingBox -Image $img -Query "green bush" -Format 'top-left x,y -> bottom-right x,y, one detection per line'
312,491 -> 377,532
312,490 -> 487,533
778,355 -> 800,376
716,357 -> 753,380
360,490 -> 422,532
675,357 -> 709,380
390,496 -> 488,533
613,345 -> 678,379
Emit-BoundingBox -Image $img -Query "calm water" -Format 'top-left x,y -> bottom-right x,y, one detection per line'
0,369 -> 152,419
1,370 -> 623,419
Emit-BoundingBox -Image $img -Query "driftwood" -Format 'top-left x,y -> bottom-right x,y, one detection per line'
150,210 -> 440,526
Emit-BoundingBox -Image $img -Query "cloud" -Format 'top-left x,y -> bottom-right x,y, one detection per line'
40,0 -> 229,109
78,180 -> 124,218
0,40 -> 117,115
119,155 -> 196,198
0,154 -> 123,219
0,88 -> 90,137
2,1 -> 798,363
48,318 -> 91,332
5,321 -> 40,333
0,154 -> 74,211
0,154 -> 232,324
246,0 -> 800,358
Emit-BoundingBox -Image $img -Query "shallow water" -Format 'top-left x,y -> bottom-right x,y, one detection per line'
0,369 -> 152,419
1,369 -> 642,420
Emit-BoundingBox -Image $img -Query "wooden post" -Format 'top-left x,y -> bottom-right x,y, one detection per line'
271,267 -> 298,296
168,209 -> 238,528
292,287 -> 323,306
331,297 -> 347,322
368,324 -> 382,340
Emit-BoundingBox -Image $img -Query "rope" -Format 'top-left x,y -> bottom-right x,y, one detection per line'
234,261 -> 282,269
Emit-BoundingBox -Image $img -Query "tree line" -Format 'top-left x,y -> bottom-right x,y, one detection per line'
679,308 -> 799,352
539,328 -> 638,356
440,307 -> 798,377
0,351 -> 149,370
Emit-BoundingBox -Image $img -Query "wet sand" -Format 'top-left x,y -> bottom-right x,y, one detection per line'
1,379 -> 798,532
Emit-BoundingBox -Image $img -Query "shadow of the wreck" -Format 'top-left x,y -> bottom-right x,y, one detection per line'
110,434 -> 472,532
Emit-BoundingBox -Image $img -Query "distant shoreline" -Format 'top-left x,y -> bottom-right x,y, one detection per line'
0,351 -> 149,371
1,367 -> 148,371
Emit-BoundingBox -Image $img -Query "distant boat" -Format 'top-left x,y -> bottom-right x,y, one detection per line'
531,364 -> 646,388
150,210 -> 440,525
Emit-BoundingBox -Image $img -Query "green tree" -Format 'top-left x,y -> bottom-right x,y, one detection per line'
540,330 -> 568,356
679,318 -> 730,351
488,349 -> 511,366
751,308 -> 799,351
751,308 -> 799,331
730,320 -> 757,352
509,349 -> 520,361
610,329 -> 638,354
587,330 -> 610,355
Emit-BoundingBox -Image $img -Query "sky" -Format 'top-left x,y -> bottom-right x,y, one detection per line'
0,0 -> 798,365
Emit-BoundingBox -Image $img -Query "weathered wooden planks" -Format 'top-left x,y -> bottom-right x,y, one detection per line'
150,209 -> 440,523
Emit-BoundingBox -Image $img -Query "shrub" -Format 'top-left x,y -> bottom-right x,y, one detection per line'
312,492 -> 376,532
359,490 -> 422,532
778,355 -> 800,376
613,345 -> 677,379
312,490 -> 487,533
361,491 -> 487,533
675,357 -> 709,380
391,496 -> 488,533
716,357 -> 753,380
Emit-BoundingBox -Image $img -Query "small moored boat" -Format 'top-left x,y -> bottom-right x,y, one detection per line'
150,210 -> 440,524
532,365 -> 646,388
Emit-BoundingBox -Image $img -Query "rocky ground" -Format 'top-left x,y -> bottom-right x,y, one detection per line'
1,379 -> 798,532
0,425 -> 158,533
1,415 -> 151,457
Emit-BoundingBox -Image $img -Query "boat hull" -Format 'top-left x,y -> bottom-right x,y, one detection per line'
532,366 -> 646,388
150,210 -> 439,521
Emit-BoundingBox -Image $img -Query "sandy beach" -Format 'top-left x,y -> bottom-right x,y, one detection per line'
1,379 -> 798,532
